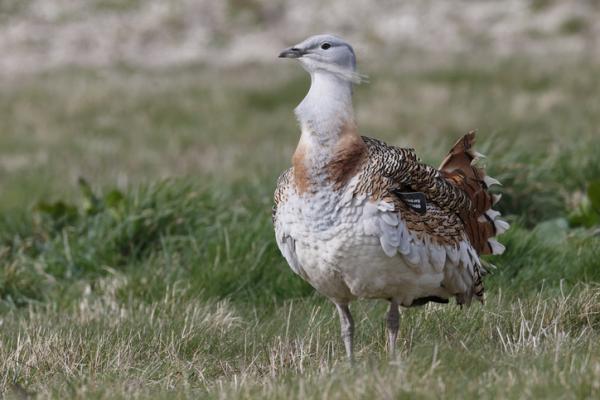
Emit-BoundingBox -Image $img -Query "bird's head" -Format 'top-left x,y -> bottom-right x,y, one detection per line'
279,34 -> 366,84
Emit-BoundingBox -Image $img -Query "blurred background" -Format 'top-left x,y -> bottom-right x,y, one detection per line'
1,0 -> 599,216
1,1 -> 600,398
2,0 -> 600,73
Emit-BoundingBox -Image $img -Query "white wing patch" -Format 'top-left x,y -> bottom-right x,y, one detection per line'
364,199 -> 483,300
276,233 -> 303,276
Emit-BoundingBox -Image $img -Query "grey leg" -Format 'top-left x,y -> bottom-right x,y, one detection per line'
335,303 -> 354,361
386,300 -> 400,358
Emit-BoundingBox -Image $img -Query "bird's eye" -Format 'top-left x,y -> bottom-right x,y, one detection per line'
321,43 -> 331,50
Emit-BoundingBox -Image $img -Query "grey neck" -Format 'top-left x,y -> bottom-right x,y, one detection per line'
294,72 -> 354,146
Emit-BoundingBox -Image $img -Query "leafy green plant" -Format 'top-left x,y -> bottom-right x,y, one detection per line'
568,181 -> 600,228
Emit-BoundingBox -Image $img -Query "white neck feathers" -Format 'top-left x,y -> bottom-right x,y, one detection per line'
291,71 -> 366,195
294,72 -> 354,146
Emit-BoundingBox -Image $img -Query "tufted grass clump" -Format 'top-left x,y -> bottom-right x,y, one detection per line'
0,179 -> 312,310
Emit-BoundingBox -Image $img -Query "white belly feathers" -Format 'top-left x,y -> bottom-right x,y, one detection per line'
273,180 -> 477,305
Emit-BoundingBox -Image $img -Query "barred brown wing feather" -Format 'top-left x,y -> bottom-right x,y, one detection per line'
361,132 -> 507,256
438,132 -> 507,255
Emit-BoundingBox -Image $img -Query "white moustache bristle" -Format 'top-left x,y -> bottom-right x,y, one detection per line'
311,60 -> 368,84
352,72 -> 369,84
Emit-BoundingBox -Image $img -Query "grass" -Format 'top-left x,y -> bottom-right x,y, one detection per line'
1,52 -> 600,398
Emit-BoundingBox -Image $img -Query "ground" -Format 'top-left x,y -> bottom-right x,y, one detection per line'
1,20 -> 600,400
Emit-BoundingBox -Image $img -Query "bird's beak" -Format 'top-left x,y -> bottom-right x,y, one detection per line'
278,47 -> 305,59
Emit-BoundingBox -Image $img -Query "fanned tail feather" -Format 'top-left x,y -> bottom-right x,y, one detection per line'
439,131 -> 508,256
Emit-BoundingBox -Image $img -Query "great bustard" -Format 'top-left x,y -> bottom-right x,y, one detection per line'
272,34 -> 508,360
